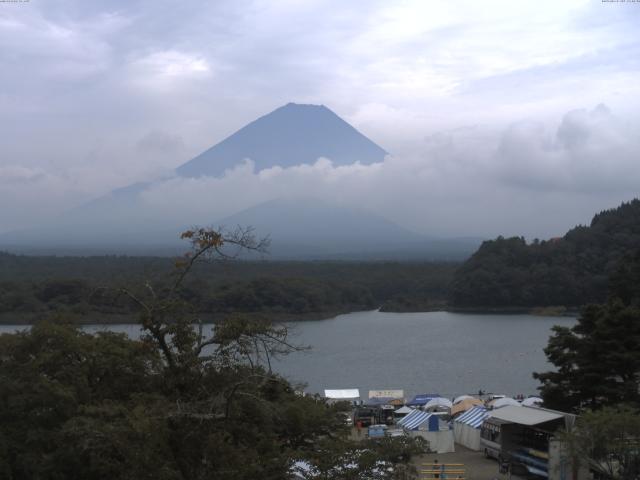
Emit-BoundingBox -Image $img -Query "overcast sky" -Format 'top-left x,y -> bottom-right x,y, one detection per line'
1,0 -> 640,238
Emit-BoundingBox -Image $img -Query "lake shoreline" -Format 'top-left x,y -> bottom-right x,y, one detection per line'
0,309 -> 360,326
0,304 -> 579,326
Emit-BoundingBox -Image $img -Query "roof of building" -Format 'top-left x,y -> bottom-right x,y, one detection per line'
488,405 -> 564,426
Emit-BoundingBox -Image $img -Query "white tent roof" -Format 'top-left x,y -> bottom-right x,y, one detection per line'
490,397 -> 521,408
395,406 -> 414,415
521,397 -> 543,407
489,405 -> 564,426
424,397 -> 453,409
324,389 -> 360,399
453,395 -> 475,404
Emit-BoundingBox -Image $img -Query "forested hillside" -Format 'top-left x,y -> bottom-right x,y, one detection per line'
0,254 -> 456,323
450,199 -> 640,308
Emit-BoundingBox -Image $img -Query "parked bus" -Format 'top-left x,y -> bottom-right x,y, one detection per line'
480,417 -> 504,460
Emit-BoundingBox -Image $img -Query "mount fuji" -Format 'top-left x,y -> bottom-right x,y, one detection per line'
0,103 -> 480,259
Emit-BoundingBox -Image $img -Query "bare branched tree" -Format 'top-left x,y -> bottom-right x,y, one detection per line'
117,227 -> 257,360
117,226 -> 305,385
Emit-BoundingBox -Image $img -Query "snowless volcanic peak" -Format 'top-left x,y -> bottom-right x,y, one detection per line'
176,103 -> 388,177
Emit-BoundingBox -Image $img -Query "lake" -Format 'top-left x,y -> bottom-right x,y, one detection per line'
0,310 -> 575,400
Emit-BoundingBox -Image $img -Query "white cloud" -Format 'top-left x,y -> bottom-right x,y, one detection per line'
1,1 -> 639,239
1,104 -> 638,238
123,105 -> 640,239
0,166 -> 86,232
131,50 -> 210,77
496,104 -> 640,193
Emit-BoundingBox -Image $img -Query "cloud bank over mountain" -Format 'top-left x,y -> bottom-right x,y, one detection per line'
496,104 -> 640,194
125,104 -> 638,239
1,1 -> 639,239
3,103 -> 635,244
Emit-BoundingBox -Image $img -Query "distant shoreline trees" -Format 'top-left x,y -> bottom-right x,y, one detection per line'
0,252 -> 455,324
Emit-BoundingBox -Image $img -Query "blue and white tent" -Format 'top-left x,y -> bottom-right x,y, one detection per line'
406,394 -> 440,407
455,406 -> 489,428
396,409 -> 419,427
453,406 -> 489,450
397,410 -> 439,432
399,409 -> 455,453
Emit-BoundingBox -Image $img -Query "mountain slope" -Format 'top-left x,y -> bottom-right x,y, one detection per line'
218,197 -> 422,256
176,103 -> 387,177
218,197 -> 480,260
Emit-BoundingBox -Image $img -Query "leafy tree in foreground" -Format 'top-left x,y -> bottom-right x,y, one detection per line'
533,300 -> 640,412
0,227 -> 425,480
533,249 -> 640,413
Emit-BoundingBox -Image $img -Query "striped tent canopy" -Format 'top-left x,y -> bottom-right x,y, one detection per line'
454,406 -> 489,429
397,409 -> 420,427
397,409 -> 437,431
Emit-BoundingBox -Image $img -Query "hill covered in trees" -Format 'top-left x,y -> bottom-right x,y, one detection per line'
450,199 -> 640,309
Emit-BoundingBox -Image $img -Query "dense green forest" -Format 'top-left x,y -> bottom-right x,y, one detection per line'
0,253 -> 456,323
4,198 -> 640,322
450,199 -> 640,309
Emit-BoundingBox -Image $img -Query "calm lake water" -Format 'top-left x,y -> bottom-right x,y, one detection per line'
0,310 -> 575,399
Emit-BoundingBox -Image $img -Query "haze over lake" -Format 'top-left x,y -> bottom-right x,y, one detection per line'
0,311 -> 574,399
